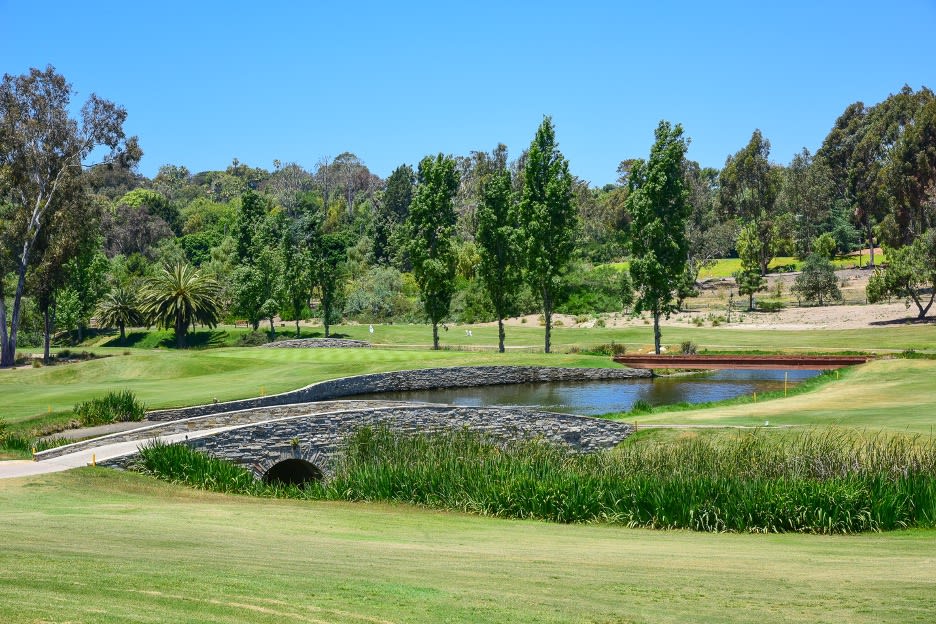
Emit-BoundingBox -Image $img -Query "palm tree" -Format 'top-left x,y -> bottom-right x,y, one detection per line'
140,262 -> 222,348
96,286 -> 144,343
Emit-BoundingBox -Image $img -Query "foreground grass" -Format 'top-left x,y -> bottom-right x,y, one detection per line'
139,427 -> 936,533
1,469 -> 935,623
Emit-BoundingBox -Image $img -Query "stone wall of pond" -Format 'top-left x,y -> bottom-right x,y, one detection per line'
103,404 -> 635,477
146,366 -> 651,422
260,338 -> 370,349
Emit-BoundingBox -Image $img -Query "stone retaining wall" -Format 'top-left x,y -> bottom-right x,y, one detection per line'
103,405 -> 635,477
146,366 -> 651,422
260,338 -> 371,349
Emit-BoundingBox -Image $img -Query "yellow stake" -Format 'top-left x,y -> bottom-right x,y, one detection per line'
92,454 -> 96,466
753,392 -> 757,403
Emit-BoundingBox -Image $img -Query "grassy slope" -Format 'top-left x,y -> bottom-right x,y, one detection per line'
630,359 -> 936,433
0,348 -> 617,425
1,469 -> 934,624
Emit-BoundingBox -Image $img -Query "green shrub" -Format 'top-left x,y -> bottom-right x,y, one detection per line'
757,299 -> 785,312
629,399 -> 654,415
237,331 -> 270,346
74,390 -> 145,427
680,340 -> 698,355
584,341 -> 627,356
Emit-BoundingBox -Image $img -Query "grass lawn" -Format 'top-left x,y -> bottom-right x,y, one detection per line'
1,468 -> 934,624
628,358 -> 936,434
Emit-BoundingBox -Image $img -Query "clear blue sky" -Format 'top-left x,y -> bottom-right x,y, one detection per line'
2,1 -> 934,186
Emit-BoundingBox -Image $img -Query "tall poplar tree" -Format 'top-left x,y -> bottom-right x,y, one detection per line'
627,121 -> 691,354
476,163 -> 521,353
406,154 -> 459,350
518,117 -> 576,354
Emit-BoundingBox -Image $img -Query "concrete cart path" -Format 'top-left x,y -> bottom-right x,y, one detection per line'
0,427 -> 233,479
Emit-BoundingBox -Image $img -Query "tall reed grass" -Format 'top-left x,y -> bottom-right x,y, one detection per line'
135,428 -> 936,534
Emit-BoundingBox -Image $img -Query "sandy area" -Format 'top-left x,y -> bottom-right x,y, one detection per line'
496,268 -> 933,331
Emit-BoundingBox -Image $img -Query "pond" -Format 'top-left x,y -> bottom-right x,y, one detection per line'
348,369 -> 822,416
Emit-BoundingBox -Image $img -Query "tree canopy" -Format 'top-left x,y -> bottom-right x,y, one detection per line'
627,120 -> 691,354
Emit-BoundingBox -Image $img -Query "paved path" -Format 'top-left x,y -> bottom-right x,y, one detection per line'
0,426 -> 241,479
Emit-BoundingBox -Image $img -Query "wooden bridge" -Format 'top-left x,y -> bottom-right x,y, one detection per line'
613,354 -> 874,370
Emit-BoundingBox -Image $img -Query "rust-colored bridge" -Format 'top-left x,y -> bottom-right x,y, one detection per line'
613,354 -> 874,370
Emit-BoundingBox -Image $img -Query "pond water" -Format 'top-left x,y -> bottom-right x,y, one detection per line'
349,369 -> 822,416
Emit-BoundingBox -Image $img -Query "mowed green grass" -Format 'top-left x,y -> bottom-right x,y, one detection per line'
607,251 -> 886,280
341,322 -> 936,352
630,359 -> 936,433
1,469 -> 934,624
0,348 -> 618,425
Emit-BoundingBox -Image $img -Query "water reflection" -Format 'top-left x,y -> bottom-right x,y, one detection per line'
349,369 -> 822,416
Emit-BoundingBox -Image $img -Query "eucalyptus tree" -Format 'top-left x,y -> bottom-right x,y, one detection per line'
719,130 -> 782,275
476,162 -> 521,353
819,86 -> 934,263
626,121 -> 691,354
0,65 -> 138,367
406,154 -> 459,350
517,117 -> 577,354
867,230 -> 936,319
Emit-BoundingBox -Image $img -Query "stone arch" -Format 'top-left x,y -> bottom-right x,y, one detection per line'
262,458 -> 324,488
254,448 -> 330,487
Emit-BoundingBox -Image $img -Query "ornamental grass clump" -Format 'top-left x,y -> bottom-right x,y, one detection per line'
135,427 -> 936,534
317,427 -> 936,533
74,390 -> 145,426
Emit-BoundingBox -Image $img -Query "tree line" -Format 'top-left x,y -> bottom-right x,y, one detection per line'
2,66 -> 935,366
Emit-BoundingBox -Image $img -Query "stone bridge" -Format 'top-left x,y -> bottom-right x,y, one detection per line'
35,366 -> 646,486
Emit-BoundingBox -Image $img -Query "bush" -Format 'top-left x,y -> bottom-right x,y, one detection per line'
757,299 -> 785,312
237,331 -> 270,346
74,390 -> 146,427
629,399 -> 654,415
680,340 -> 698,355
585,341 -> 627,356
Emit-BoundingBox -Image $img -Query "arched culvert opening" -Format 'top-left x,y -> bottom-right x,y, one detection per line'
262,459 -> 324,489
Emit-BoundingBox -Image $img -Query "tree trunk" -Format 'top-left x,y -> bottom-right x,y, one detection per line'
269,316 -> 275,338
119,321 -> 126,343
295,318 -> 300,338
1,260 -> 30,368
77,323 -> 84,344
497,317 -> 505,353
43,306 -> 52,364
866,222 -> 875,268
0,297 -> 9,367
176,315 -> 185,349
543,289 -> 552,354
653,311 -> 662,354
252,320 -> 259,332
432,322 -> 440,350
749,292 -> 754,311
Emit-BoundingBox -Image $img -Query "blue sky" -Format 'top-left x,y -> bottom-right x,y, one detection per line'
2,1 -> 934,186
